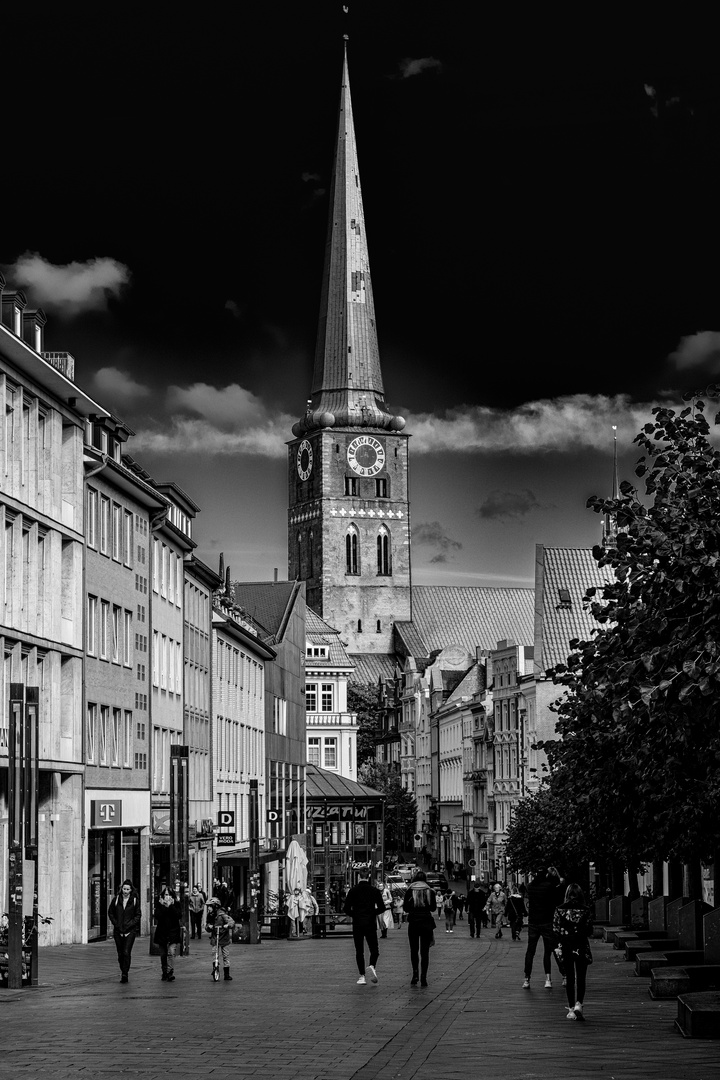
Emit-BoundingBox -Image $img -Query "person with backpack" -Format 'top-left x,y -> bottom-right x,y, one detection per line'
442,890 -> 457,933
206,896 -> 236,981
403,870 -> 437,987
505,883 -> 527,941
553,883 -> 594,1021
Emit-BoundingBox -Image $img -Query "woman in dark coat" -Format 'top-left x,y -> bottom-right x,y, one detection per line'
154,885 -> 182,982
403,870 -> 437,988
553,883 -> 594,1021
108,879 -> 142,983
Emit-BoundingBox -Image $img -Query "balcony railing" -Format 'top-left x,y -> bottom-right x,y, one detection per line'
464,768 -> 487,784
306,713 -> 358,727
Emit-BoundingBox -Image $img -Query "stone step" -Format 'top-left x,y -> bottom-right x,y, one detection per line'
625,938 -> 679,960
650,964 -> 720,1000
635,950 -> 704,977
675,991 -> 720,1039
603,926 -> 630,945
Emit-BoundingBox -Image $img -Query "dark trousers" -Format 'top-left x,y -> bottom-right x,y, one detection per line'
561,943 -> 588,1006
352,920 -> 379,975
468,912 -> 480,936
408,922 -> 433,978
190,911 -> 203,938
113,931 -> 136,975
524,921 -> 555,978
509,916 -> 523,939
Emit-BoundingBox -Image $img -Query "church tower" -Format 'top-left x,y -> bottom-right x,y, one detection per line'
288,42 -> 412,654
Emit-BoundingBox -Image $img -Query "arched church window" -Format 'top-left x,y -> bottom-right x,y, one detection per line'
377,526 -> 390,576
308,531 -> 314,578
376,619 -> 381,633
346,525 -> 359,575
296,532 -> 302,575
357,619 -> 363,633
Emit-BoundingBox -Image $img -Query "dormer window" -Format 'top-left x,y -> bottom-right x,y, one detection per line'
306,645 -> 328,659
557,587 -> 572,609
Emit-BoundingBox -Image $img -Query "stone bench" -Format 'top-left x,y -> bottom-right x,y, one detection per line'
635,950 -> 704,977
604,927 -> 631,945
624,937 -> 679,961
675,991 -> 720,1039
650,964 -> 720,1000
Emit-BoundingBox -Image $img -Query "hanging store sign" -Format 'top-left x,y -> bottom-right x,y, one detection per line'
91,800 -> 122,827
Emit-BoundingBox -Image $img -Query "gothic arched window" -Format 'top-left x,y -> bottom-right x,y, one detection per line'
308,530 -> 314,578
296,532 -> 302,575
377,526 -> 390,576
346,525 -> 359,575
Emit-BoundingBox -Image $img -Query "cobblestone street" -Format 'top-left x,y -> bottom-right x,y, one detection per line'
0,927 -> 715,1079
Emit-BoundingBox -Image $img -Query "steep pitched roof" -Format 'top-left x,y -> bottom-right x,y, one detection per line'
306,607 -> 354,668
411,586 -> 534,655
231,580 -> 302,643
534,545 -> 614,675
306,763 -> 384,801
348,652 -> 397,686
393,621 -> 430,660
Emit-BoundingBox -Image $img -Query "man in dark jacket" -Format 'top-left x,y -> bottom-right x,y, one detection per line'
523,865 -> 566,989
154,886 -> 182,981
108,879 -> 142,983
343,873 -> 385,985
466,883 -> 486,938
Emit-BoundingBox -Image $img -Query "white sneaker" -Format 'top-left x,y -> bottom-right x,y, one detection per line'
357,975 -> 366,985
566,1008 -> 577,1020
367,965 -> 378,984
544,976 -> 552,989
573,1003 -> 584,1021
522,977 -> 530,989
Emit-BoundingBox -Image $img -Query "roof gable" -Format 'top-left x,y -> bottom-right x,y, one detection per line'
535,545 -> 614,674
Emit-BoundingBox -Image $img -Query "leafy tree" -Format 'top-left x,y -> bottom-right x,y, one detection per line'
348,682 -> 382,767
542,393 -> 720,868
358,761 -> 418,856
504,785 -> 594,882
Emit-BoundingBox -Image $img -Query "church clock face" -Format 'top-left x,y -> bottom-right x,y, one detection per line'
297,439 -> 313,481
347,435 -> 385,477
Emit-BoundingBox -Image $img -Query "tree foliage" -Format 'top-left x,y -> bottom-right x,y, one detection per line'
348,682 -> 382,767
358,762 -> 418,850
542,393 -> 720,864
504,785 -> 594,880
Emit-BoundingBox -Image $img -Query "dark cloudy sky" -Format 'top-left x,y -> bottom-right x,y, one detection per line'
3,5 -> 720,586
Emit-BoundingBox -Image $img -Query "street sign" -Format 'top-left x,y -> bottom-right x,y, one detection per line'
217,811 -> 235,827
414,833 -> 422,841
216,833 -> 236,847
267,809 -> 279,823
468,859 -> 477,867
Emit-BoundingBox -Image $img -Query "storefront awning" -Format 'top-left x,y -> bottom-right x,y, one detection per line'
217,846 -> 287,866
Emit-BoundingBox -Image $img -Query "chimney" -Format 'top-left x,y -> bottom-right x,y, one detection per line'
219,552 -> 225,580
22,308 -> 47,353
225,566 -> 231,596
1,290 -> 27,337
274,567 -> 278,583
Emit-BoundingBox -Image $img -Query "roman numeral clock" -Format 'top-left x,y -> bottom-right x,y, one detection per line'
346,435 -> 385,477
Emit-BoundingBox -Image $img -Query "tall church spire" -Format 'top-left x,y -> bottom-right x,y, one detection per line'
603,425 -> 620,546
293,40 -> 405,438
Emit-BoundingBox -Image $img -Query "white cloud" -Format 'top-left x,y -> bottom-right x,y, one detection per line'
94,367 -> 151,406
165,382 -> 274,429
404,394 -> 660,454
668,331 -> 720,372
6,252 -> 130,316
398,56 -> 443,78
134,415 -> 294,457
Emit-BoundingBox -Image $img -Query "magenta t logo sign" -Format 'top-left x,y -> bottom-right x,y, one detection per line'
91,800 -> 122,827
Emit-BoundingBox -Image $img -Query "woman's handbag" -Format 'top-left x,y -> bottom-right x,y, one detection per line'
584,943 -> 593,965
382,908 -> 394,931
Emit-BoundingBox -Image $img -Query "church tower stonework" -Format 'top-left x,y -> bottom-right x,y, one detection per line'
288,44 -> 412,654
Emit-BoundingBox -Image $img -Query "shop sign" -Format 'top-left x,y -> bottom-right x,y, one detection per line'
152,809 -> 170,836
91,800 -> 122,827
308,804 -> 379,822
217,833 -> 236,847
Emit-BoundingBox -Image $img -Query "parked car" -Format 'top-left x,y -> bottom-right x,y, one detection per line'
425,872 -> 449,894
394,863 -> 419,881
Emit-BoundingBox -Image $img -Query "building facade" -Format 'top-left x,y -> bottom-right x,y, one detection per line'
1,278 -> 108,943
83,414 -> 166,940
305,608 -> 357,782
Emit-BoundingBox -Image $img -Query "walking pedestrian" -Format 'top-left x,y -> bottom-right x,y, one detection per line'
505,883 -> 527,941
206,896 -> 236,981
486,882 -> 507,937
378,879 -> 393,939
403,870 -> 437,987
188,884 -> 205,941
392,888 -> 404,928
442,890 -> 457,932
522,865 -> 566,989
343,871 -> 385,985
303,885 -> 319,936
453,891 -> 465,921
154,885 -> 182,981
553,883 -> 594,1020
108,879 -> 141,983
466,882 -> 485,938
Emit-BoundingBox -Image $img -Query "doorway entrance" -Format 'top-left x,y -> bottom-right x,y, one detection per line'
88,829 -> 140,941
